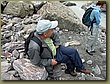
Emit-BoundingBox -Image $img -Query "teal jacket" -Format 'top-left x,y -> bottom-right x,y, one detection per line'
90,5 -> 101,26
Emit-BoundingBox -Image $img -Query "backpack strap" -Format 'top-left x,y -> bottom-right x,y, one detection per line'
31,36 -> 53,58
31,36 -> 43,56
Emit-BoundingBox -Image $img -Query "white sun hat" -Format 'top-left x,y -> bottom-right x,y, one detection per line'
36,20 -> 58,34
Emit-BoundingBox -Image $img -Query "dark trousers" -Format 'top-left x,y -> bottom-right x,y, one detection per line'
56,45 -> 85,71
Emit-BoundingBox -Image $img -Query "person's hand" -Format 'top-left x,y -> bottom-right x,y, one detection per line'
51,59 -> 57,65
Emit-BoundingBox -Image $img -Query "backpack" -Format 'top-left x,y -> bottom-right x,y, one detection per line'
24,30 -> 43,57
82,7 -> 96,28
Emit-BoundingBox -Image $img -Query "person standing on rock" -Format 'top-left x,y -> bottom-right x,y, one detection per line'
86,1 -> 106,55
27,20 -> 61,80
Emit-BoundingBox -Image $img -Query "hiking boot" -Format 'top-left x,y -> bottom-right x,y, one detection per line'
76,69 -> 91,74
65,69 -> 77,76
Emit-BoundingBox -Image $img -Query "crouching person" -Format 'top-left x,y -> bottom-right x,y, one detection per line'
27,20 -> 61,80
42,19 -> 91,77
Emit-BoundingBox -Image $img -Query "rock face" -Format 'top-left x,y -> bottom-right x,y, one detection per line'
3,1 -> 34,17
13,58 -> 48,80
37,1 -> 86,32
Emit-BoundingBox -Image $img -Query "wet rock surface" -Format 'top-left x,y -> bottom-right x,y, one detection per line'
1,1 -> 106,80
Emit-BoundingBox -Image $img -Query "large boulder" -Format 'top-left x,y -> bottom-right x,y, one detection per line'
3,1 -> 34,17
37,1 -> 86,32
13,58 -> 48,80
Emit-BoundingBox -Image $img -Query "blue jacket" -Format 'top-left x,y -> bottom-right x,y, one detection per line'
90,5 -> 101,26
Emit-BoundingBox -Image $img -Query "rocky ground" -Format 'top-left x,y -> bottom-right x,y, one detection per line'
1,1 -> 106,80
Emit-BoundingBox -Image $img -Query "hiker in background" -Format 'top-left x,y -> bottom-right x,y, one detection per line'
86,1 -> 106,55
27,20 -> 61,80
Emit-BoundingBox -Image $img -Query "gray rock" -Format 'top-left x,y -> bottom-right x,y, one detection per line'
32,14 -> 40,20
78,73 -> 86,80
1,71 -> 20,80
11,17 -> 22,24
1,19 -> 7,26
14,23 -> 22,30
37,1 -> 86,32
4,23 -> 13,29
64,40 -> 81,47
23,17 -> 32,24
86,76 -> 105,80
92,77 -> 105,80
23,24 -> 36,33
2,17 -> 9,24
19,53 -> 24,58
12,49 -> 20,59
31,1 -> 47,12
101,53 -> 106,56
63,2 -> 76,6
3,1 -> 34,17
1,61 -> 11,73
80,73 -> 105,80
81,59 -> 85,63
86,60 -> 93,65
92,65 -> 101,75
1,50 -> 12,59
13,58 -> 48,80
